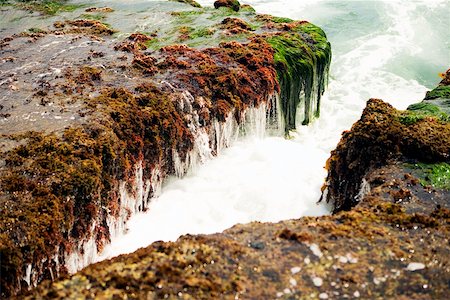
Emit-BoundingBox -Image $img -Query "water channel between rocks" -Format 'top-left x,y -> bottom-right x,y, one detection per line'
83,0 -> 449,261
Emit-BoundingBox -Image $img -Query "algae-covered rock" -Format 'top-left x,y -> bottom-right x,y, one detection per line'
424,69 -> 450,100
0,0 -> 330,297
8,0 -> 84,15
23,159 -> 449,299
20,71 -> 450,300
214,0 -> 241,12
322,70 -> 450,212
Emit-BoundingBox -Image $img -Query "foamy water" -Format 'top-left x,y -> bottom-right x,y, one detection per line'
99,0 -> 450,259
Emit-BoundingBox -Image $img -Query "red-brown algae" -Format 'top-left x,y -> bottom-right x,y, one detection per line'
1,1 -> 332,297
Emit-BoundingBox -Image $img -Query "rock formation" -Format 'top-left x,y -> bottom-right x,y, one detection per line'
22,82 -> 449,299
0,0 -> 331,296
20,71 -> 450,299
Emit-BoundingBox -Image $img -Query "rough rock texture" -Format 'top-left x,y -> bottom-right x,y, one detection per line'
21,71 -> 450,299
23,157 -> 449,299
322,70 -> 450,212
0,0 -> 330,297
19,72 -> 450,298
5,0 -> 84,15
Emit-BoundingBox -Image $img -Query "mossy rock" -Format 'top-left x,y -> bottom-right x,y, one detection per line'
425,85 -> 450,100
266,22 -> 331,129
23,164 -> 450,299
0,1 -> 332,296
400,102 -> 450,125
323,70 -> 450,212
12,0 -> 84,15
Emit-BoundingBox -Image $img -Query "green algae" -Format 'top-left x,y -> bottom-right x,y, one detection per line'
14,0 -> 84,15
271,16 -> 294,23
424,85 -> 450,100
214,0 -> 241,12
170,9 -> 204,23
78,13 -> 106,21
408,162 -> 450,190
27,27 -> 46,33
266,24 -> 331,130
189,27 -> 215,39
399,102 -> 450,125
206,7 -> 240,20
162,6 -> 332,132
267,33 -> 312,128
144,38 -> 162,51
177,26 -> 215,41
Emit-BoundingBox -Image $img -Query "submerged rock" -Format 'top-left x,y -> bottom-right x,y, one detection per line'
0,0 -> 330,297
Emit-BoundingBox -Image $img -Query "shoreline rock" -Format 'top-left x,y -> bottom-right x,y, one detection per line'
20,73 -> 450,299
322,70 -> 450,212
23,154 -> 449,299
0,1 -> 331,297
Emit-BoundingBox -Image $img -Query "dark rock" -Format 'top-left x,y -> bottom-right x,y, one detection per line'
214,0 -> 241,12
0,2 -> 331,297
249,241 -> 265,250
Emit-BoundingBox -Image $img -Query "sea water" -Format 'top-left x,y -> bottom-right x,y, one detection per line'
99,0 -> 450,259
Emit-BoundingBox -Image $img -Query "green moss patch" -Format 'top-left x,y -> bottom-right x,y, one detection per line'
425,85 -> 450,100
399,102 -> 449,125
14,0 -> 84,15
27,27 -> 46,33
266,23 -> 331,129
170,9 -> 204,22
78,13 -> 106,21
271,16 -> 294,23
408,163 -> 450,190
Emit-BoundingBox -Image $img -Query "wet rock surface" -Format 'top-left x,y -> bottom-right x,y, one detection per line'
20,76 -> 450,298
323,70 -> 450,212
0,0 -> 331,297
23,161 -> 449,299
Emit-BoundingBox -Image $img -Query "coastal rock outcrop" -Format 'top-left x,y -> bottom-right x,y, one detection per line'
0,0 -> 331,297
322,69 -> 450,212
21,73 -> 450,299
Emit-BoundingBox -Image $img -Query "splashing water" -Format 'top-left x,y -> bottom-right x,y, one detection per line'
99,0 -> 450,259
